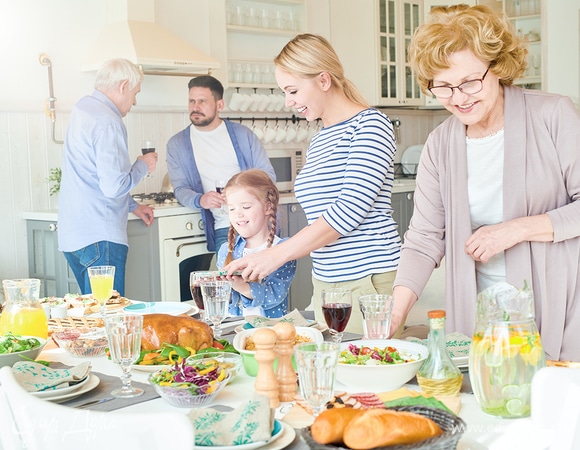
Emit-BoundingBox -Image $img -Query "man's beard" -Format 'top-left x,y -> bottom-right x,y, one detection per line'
190,112 -> 215,128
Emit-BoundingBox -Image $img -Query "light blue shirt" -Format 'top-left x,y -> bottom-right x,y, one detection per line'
217,235 -> 296,318
294,108 -> 401,282
58,90 -> 148,252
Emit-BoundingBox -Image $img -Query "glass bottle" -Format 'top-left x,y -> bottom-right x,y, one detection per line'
416,310 -> 463,397
0,279 -> 48,338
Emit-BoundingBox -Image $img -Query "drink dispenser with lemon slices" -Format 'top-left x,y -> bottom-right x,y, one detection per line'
469,281 -> 545,418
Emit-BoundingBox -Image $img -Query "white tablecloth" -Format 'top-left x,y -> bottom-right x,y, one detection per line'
32,344 -> 558,450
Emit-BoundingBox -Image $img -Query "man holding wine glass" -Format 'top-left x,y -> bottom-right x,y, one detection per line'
58,58 -> 158,296
167,75 -> 275,256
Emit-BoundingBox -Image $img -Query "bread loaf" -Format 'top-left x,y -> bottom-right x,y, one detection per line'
310,408 -> 364,445
343,408 -> 443,449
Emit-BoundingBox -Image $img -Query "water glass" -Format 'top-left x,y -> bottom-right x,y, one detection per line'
321,288 -> 352,344
200,280 -> 232,339
190,271 -> 222,321
294,342 -> 340,417
358,294 -> 394,340
105,314 -> 144,398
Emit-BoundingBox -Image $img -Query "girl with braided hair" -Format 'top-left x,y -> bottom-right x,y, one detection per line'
217,169 -> 296,318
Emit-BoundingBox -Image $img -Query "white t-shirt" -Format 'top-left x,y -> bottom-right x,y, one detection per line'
190,122 -> 240,229
466,129 -> 506,293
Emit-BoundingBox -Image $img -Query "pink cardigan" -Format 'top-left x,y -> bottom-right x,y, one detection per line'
395,85 -> 580,361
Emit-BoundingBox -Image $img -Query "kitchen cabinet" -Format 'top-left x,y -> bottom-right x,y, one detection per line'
392,191 -> 414,242
330,0 -> 423,107
279,202 -> 313,311
125,219 -> 162,302
25,217 -> 161,299
26,220 -> 79,297
224,0 -> 307,89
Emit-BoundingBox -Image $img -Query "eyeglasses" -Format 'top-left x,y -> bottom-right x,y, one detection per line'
428,66 -> 491,99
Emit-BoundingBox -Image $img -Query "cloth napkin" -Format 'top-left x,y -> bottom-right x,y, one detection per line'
12,361 -> 92,392
245,309 -> 314,329
188,394 -> 273,446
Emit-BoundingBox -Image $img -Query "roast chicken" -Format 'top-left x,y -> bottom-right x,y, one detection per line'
141,313 -> 214,351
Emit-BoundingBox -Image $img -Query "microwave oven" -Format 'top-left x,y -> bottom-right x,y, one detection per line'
266,148 -> 304,193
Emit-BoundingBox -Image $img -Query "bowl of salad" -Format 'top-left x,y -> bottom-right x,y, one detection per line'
149,358 -> 230,408
0,333 -> 47,368
335,339 -> 428,393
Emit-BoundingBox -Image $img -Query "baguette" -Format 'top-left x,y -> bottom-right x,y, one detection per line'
343,408 -> 443,449
310,408 -> 364,445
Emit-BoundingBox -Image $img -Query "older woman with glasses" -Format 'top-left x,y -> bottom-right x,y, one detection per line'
390,4 -> 580,361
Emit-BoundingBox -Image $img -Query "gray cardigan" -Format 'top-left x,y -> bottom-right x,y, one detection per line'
395,85 -> 580,360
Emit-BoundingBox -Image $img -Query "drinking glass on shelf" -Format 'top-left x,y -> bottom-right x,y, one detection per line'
531,54 -> 541,76
141,140 -> 155,178
88,265 -> 115,317
294,342 -> 340,418
321,288 -> 352,344
105,314 -> 144,398
200,280 -> 232,339
215,179 -> 227,213
190,271 -> 222,321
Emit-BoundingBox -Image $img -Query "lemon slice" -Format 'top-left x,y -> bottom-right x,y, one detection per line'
506,398 -> 526,416
501,384 -> 520,399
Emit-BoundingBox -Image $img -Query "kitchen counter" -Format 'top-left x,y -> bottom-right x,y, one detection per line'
22,206 -> 199,222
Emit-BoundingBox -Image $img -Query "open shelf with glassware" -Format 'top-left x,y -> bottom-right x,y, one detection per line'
224,0 -> 306,89
503,0 -> 543,89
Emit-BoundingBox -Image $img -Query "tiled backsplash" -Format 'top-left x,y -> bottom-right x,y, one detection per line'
1,107 -> 449,283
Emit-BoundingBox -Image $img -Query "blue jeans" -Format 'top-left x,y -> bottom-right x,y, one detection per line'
214,227 -> 229,258
63,241 -> 128,296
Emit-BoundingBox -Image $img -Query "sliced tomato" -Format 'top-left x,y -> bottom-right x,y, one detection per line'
212,340 -> 225,350
360,346 -> 373,355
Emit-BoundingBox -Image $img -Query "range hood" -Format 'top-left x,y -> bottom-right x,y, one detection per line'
82,0 -> 220,76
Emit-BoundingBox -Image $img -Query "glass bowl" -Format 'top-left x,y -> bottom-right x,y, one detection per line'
186,352 -> 242,384
52,328 -> 108,357
149,373 -> 230,408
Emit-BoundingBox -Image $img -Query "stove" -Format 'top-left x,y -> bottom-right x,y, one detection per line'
132,192 -> 180,208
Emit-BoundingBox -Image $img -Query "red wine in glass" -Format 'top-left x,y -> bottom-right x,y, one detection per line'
190,284 -> 205,311
322,303 -> 352,334
141,140 -> 155,177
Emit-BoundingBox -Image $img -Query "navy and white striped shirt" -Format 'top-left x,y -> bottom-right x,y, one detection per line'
294,108 -> 401,282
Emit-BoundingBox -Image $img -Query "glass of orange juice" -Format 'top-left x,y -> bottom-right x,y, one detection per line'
88,266 -> 115,317
0,279 -> 48,339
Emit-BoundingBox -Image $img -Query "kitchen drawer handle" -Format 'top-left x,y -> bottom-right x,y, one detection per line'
48,223 -> 57,232
176,241 -> 200,257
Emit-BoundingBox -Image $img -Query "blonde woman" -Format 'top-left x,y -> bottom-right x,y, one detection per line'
225,34 -> 400,334
392,5 -> 580,361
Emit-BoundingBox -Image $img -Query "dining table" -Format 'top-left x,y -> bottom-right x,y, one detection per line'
30,310 -> 558,450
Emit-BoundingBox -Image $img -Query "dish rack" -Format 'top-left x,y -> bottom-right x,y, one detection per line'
394,163 -> 417,179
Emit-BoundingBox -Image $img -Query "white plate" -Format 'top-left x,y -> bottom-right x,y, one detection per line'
31,373 -> 91,398
195,420 -> 285,450
401,144 -> 423,175
132,363 -> 171,373
44,374 -> 100,403
123,301 -> 198,316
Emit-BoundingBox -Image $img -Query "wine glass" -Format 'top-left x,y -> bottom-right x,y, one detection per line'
215,179 -> 227,213
321,288 -> 352,344
88,265 -> 115,318
141,140 -> 155,178
190,271 -> 222,322
104,314 -> 144,398
294,342 -> 340,418
200,280 -> 231,339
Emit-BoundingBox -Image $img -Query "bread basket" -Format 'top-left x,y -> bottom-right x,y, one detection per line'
301,405 -> 466,450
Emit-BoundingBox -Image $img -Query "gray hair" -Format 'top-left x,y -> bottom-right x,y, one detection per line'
94,59 -> 143,92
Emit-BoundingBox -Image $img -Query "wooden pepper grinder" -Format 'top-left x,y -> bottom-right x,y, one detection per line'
253,328 -> 280,409
273,322 -> 298,402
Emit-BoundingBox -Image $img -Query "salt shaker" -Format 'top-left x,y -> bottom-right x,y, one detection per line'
273,322 -> 298,402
